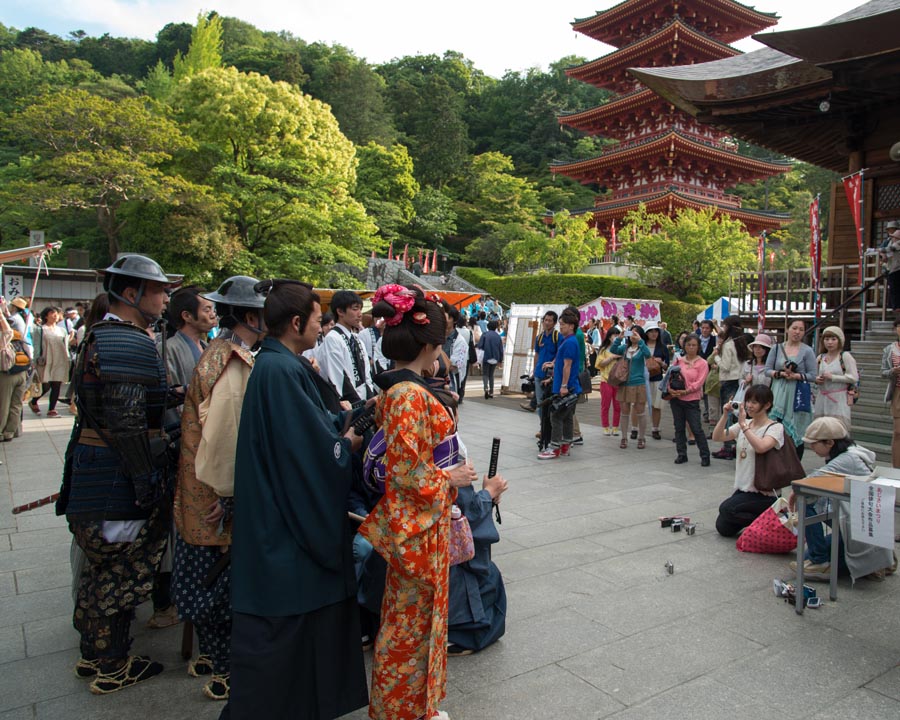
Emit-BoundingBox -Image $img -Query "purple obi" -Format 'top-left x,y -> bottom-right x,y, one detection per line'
363,430 -> 461,495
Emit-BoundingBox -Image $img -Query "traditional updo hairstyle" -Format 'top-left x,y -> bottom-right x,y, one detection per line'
254,279 -> 320,337
372,285 -> 446,362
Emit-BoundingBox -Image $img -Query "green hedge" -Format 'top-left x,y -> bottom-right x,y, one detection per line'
455,267 -> 704,333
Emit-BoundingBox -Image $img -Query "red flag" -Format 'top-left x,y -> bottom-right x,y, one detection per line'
809,197 -> 821,290
388,242 -> 393,261
769,251 -> 776,268
632,224 -> 637,242
423,250 -> 430,271
402,244 -> 409,266
431,250 -> 439,274
843,171 -> 864,282
610,219 -> 617,253
371,250 -> 376,258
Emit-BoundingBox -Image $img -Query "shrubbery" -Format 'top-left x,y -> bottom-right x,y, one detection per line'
455,267 -> 705,333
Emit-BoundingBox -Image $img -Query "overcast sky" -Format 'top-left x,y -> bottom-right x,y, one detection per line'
2,1 -> 865,78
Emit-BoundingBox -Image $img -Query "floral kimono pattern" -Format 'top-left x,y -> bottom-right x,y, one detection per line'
360,381 -> 456,720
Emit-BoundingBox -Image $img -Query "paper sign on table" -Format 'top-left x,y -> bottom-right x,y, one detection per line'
850,479 -> 896,549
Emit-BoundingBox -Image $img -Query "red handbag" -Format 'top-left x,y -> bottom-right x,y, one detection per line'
736,497 -> 798,554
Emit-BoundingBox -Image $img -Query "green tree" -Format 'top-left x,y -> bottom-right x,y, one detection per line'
0,48 -> 100,113
405,186 -> 457,247
3,88 -> 198,260
170,67 -> 378,284
502,210 -> 603,274
354,142 -> 419,243
172,13 -> 223,82
452,151 -> 542,239
465,222 -> 541,274
621,206 -> 755,299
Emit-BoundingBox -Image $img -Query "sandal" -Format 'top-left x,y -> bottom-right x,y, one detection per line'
188,654 -> 213,677
637,439 -> 646,450
47,410 -> 60,418
75,657 -> 100,679
28,402 -> 40,415
202,674 -> 230,701
89,656 -> 164,695
619,439 -> 628,449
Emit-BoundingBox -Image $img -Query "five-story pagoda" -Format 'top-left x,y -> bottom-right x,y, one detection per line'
552,0 -> 792,236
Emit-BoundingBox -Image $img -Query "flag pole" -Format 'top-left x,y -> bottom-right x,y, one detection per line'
860,169 -> 867,340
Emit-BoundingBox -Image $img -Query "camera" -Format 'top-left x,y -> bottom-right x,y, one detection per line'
784,361 -> 798,373
727,400 -> 742,411
520,374 -> 535,394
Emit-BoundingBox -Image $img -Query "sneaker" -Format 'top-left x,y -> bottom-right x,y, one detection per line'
202,674 -> 230,701
188,654 -> 213,677
712,447 -> 735,460
560,443 -> 571,456
571,436 -> 584,446
611,429 -> 620,436
146,605 -> 179,629
674,456 -> 688,464
788,559 -> 831,580
46,410 -> 60,418
519,402 -> 535,412
630,430 -> 638,440
700,457 -> 710,467
537,448 -> 560,460
603,427 -> 612,436
651,430 -> 662,440
89,656 -> 164,695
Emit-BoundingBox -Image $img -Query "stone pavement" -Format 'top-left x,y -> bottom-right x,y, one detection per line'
2,391 -> 900,720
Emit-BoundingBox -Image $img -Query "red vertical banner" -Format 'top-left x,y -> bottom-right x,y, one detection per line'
402,244 -> 409,267
809,196 -> 821,290
843,171 -> 864,283
758,231 -> 767,333
388,242 -> 394,261
431,251 -> 439,274
610,219 -> 617,253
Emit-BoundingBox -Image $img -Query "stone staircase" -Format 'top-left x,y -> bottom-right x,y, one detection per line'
849,319 -> 894,464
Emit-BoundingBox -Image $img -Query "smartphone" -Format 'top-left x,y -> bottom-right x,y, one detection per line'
624,329 -> 633,338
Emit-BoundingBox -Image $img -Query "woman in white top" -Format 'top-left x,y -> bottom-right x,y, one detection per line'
812,325 -> 857,431
743,334 -> 773,388
29,307 -> 74,417
712,384 -> 784,536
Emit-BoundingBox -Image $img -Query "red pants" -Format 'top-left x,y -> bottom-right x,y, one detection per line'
600,381 -> 621,428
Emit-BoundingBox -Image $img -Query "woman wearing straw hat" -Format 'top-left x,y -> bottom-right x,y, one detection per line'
812,325 -> 858,432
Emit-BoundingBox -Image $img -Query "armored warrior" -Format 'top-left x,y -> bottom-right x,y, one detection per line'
56,254 -> 182,694
172,276 -> 265,701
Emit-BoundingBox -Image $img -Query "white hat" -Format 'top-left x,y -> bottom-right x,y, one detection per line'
643,321 -> 660,331
802,417 -> 849,444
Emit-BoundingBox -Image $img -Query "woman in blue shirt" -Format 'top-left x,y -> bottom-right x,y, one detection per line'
611,326 -> 652,449
538,309 -> 582,460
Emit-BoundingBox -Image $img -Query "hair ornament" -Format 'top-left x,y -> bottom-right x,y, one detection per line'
373,283 -> 416,326
411,311 -> 430,325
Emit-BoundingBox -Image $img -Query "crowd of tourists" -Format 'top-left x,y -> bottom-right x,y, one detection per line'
20,254 -> 509,720
524,308 -> 895,582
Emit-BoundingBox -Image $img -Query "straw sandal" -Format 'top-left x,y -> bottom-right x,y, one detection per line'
89,656 -> 163,695
188,654 -> 213,677
202,674 -> 230,701
76,654 -> 149,679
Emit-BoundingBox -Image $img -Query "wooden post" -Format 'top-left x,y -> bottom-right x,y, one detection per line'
785,268 -> 792,331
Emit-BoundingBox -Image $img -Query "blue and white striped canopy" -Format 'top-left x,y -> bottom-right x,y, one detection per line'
697,297 -> 731,322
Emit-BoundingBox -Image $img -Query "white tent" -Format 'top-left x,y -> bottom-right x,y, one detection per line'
696,297 -> 732,322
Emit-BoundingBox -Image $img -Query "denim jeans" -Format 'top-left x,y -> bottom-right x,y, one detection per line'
804,503 -> 847,572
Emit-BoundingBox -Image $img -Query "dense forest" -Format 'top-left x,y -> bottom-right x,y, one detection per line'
0,13 -> 835,287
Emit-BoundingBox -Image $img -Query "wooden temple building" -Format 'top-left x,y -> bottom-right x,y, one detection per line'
630,0 -> 900,270
551,0 -> 793,236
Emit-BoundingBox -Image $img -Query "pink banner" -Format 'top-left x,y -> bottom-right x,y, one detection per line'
577,297 -> 661,327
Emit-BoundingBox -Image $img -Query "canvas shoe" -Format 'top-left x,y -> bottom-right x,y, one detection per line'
560,443 -> 571,456
603,427 -> 612,436
611,428 -> 620,436
788,559 -> 830,580
537,448 -> 560,460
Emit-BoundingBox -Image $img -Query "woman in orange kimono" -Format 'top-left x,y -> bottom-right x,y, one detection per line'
360,285 -> 477,720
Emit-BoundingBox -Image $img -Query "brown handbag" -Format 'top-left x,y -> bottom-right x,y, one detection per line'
607,357 -> 630,386
753,422 -> 806,491
645,356 -> 663,376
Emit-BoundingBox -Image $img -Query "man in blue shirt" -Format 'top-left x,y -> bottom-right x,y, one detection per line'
538,308 -> 582,460
523,311 -> 559,414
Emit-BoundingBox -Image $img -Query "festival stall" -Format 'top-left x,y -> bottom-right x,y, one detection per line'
696,297 -> 732,322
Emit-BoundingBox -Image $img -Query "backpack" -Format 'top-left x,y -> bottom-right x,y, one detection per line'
4,330 -> 31,374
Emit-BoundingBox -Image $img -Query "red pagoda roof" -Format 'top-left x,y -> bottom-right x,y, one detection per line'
566,18 -> 740,93
586,189 -> 790,233
559,87 -> 712,136
550,130 -> 791,185
572,0 -> 778,48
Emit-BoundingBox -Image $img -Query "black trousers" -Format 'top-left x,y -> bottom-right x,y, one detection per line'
671,398 -> 710,461
221,598 -> 368,720
716,490 -> 775,537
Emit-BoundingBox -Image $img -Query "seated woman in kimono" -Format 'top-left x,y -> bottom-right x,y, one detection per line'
447,472 -> 508,656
